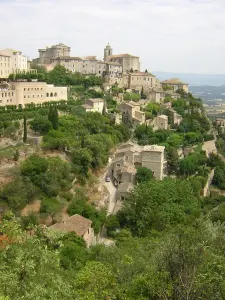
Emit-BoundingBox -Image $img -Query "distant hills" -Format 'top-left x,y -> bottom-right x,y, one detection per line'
153,71 -> 225,87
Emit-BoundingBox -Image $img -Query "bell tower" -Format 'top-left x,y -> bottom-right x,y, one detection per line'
104,43 -> 113,62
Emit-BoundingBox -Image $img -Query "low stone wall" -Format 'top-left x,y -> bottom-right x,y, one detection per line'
202,169 -> 215,197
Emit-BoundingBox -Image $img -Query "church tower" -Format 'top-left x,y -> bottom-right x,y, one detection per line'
104,43 -> 113,61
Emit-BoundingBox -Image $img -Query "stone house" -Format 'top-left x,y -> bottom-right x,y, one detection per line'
82,98 -> 105,114
118,101 -> 145,125
153,115 -> 168,130
113,143 -> 167,180
49,214 -> 95,248
169,109 -> 183,125
161,78 -> 189,93
216,118 -> 225,130
112,143 -> 167,200
123,72 -> 159,94
149,88 -> 165,103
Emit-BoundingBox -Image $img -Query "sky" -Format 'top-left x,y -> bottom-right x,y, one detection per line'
0,0 -> 224,74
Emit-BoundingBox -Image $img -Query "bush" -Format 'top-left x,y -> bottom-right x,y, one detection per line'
21,213 -> 39,229
59,191 -> 73,202
40,197 -> 63,215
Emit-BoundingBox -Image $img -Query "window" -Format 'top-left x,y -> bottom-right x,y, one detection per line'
0,100 -> 2,103
46,93 -> 49,97
50,92 -> 53,97
116,163 -> 121,167
54,92 -> 57,97
24,96 -> 26,98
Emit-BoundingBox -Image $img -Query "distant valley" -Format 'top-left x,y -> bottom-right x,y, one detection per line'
153,71 -> 225,86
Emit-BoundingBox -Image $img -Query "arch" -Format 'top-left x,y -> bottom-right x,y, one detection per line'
46,93 -> 49,97
54,92 -> 57,97
50,92 -> 53,97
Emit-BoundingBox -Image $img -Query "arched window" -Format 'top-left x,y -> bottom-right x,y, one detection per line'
50,92 -> 53,97
46,93 -> 49,97
54,92 -> 57,97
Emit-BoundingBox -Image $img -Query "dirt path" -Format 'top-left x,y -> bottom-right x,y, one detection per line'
21,200 -> 41,216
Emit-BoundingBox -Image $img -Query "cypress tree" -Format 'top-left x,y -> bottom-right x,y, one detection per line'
52,107 -> 59,130
81,135 -> 85,148
48,106 -> 53,123
23,115 -> 27,143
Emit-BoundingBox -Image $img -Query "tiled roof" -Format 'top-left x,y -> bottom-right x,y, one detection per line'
161,78 -> 188,85
49,214 -> 92,236
88,98 -> 104,103
82,104 -> 93,109
53,56 -> 82,60
131,72 -> 156,77
110,53 -> 139,58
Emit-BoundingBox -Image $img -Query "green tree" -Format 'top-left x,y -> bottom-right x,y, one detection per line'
52,107 -> 59,130
118,179 -> 200,235
136,167 -> 154,183
30,115 -> 53,134
74,261 -> 120,299
23,115 -> 27,143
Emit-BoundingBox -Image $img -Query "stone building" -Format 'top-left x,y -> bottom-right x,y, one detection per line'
118,101 -> 145,125
82,98 -> 105,114
0,53 -> 11,78
49,214 -> 95,248
161,78 -> 189,93
104,43 -> 140,72
153,115 -> 168,130
0,48 -> 28,75
216,118 -> 225,129
34,43 -> 71,65
111,143 -> 167,200
169,109 -> 183,125
0,81 -> 67,107
112,143 -> 167,181
123,72 -> 159,93
149,88 -> 165,103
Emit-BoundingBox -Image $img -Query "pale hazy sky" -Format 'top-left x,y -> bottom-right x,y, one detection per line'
0,0 -> 224,74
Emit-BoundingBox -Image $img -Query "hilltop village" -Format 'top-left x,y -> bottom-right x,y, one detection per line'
1,43 -> 225,299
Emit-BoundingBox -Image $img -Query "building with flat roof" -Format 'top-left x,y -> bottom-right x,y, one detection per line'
113,143 -> 167,181
0,53 -> 11,78
34,43 -> 71,65
0,48 -> 28,74
0,81 -> 67,107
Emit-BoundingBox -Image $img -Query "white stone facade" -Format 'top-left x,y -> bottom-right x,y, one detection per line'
0,81 -> 67,107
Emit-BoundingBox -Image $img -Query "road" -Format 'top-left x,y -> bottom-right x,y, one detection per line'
105,180 -> 117,215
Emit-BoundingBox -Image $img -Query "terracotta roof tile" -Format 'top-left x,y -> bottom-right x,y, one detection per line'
49,214 -> 92,237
